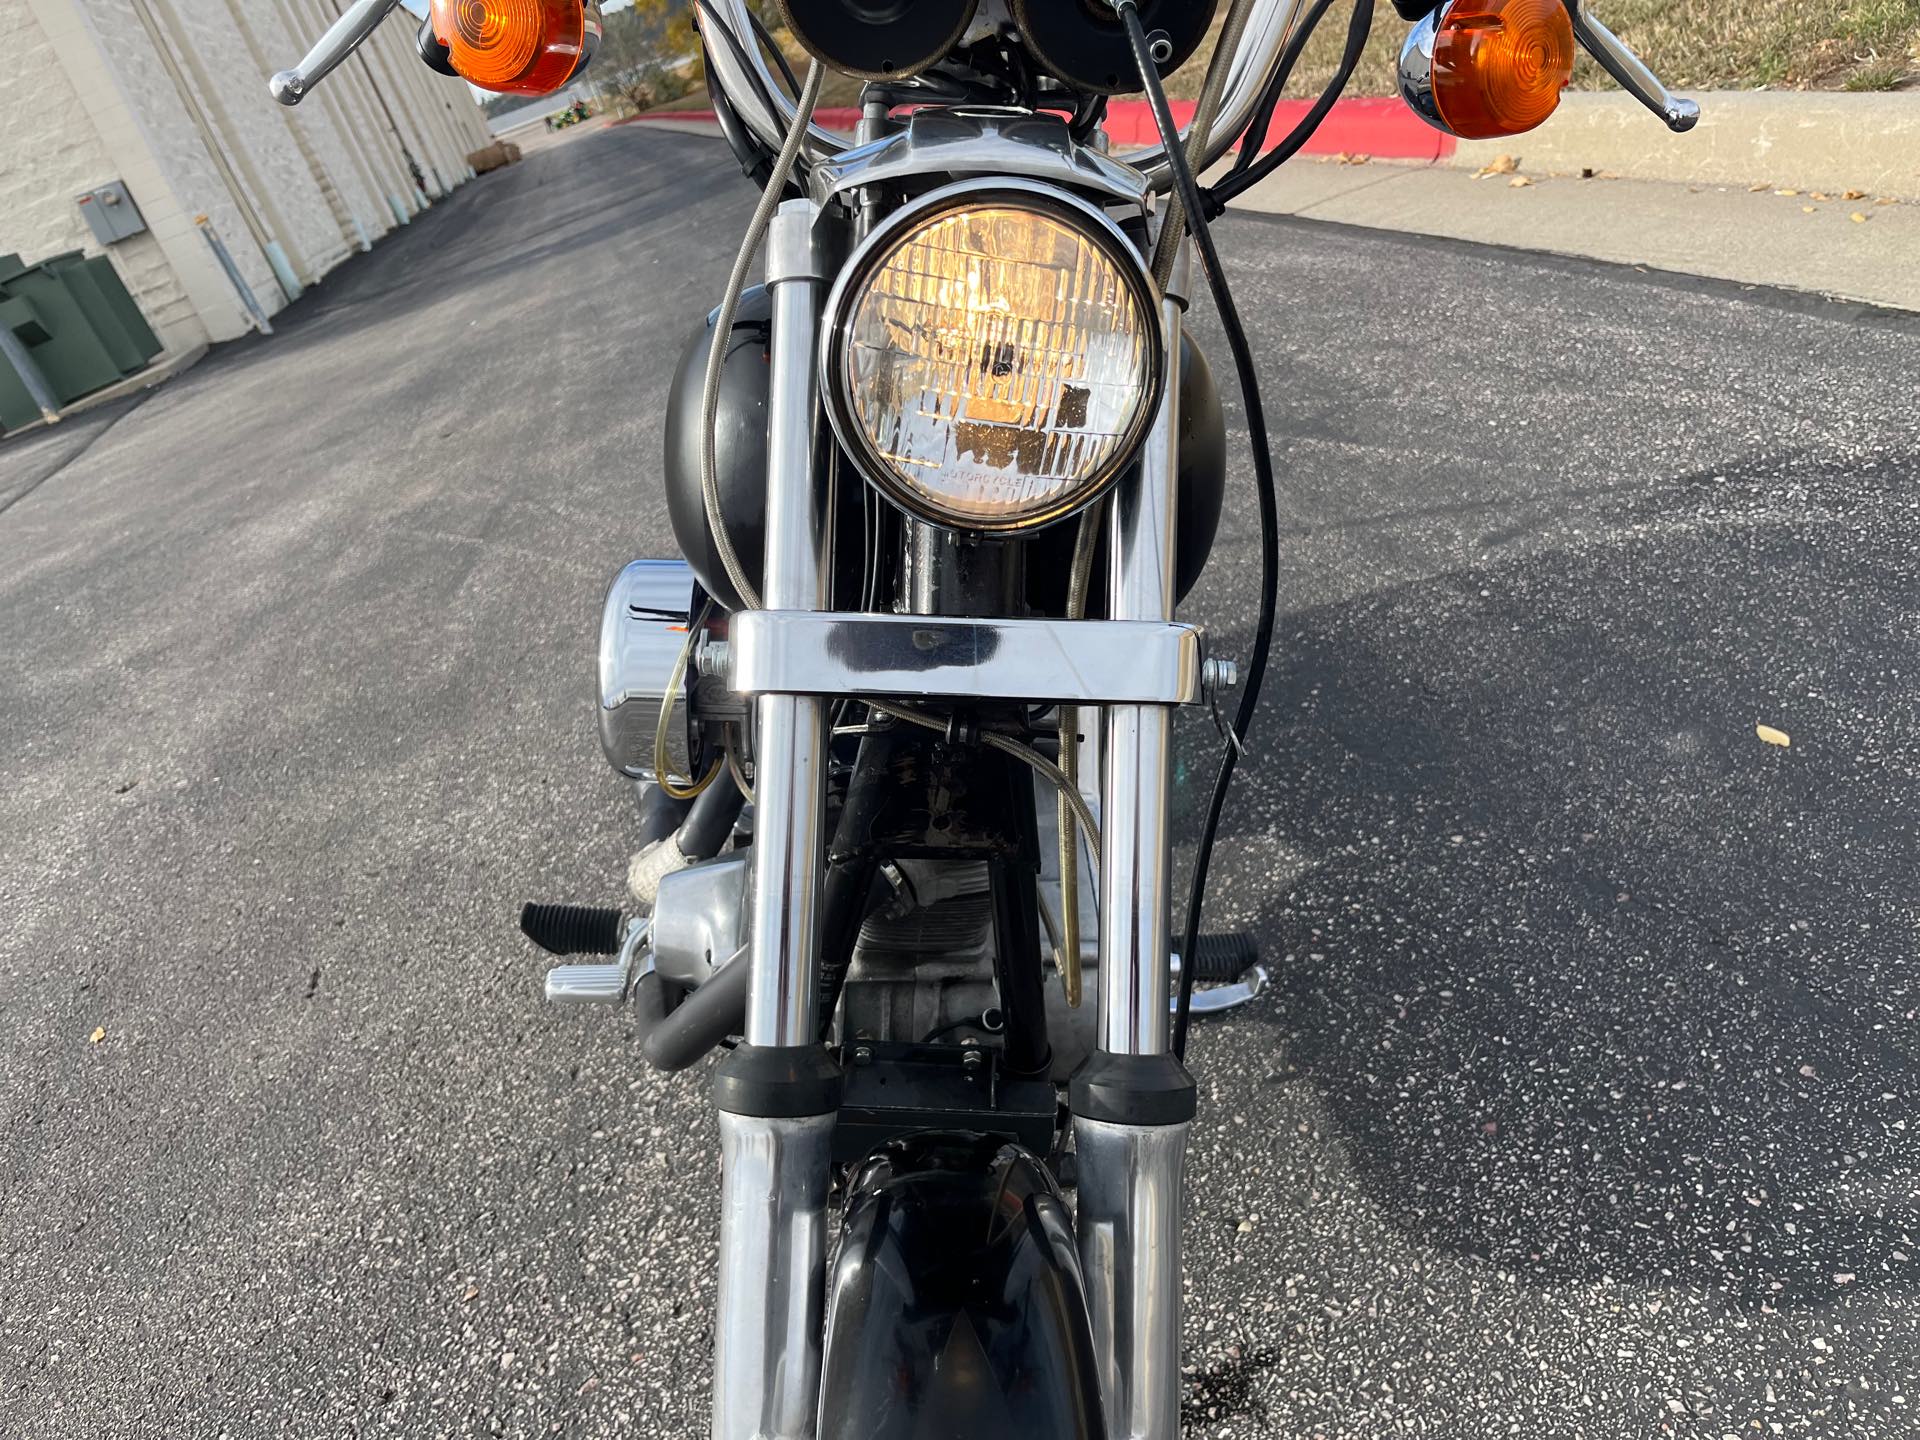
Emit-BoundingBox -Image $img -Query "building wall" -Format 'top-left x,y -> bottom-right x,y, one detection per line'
1,0 -> 194,348
2,0 -> 491,356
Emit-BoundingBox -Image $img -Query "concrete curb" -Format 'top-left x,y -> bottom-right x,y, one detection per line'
628,92 -> 1919,199
1447,92 -> 1920,201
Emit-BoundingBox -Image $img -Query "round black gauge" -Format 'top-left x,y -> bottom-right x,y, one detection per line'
1010,0 -> 1220,95
776,0 -> 979,80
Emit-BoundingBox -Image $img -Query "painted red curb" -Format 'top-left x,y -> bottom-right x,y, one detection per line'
624,98 -> 1453,161
1104,97 -> 1455,161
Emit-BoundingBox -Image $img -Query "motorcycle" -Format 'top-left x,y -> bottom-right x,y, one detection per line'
271,0 -> 1698,1433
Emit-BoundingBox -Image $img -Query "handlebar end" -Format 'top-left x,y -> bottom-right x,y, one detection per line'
269,71 -> 306,106
1665,98 -> 1701,133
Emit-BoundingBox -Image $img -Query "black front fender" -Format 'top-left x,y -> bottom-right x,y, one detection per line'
818,1133 -> 1104,1439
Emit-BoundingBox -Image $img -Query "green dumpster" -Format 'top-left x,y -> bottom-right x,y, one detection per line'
0,250 -> 163,434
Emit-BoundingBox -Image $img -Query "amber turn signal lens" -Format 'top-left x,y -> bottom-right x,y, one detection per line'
1430,0 -> 1573,138
430,0 -> 601,95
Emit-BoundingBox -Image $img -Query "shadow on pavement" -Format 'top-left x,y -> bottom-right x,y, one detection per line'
1221,446 -> 1918,1315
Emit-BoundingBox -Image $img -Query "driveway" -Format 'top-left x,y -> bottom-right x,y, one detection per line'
1,122 -> 1915,1437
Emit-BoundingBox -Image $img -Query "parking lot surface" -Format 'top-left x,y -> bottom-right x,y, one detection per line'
1,124 -> 1915,1437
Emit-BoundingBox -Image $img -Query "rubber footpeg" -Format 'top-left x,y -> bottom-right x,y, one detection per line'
520,902 -> 623,956
1185,931 -> 1260,983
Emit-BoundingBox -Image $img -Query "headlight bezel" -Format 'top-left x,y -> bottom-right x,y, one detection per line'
819,178 -> 1165,537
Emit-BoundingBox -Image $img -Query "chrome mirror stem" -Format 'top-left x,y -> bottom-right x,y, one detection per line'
269,0 -> 402,106
1570,4 -> 1701,132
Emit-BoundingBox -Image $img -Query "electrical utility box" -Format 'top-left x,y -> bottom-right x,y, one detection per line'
75,181 -> 148,245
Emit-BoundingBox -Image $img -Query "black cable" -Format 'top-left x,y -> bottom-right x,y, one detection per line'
690,0 -> 780,118
1113,1 -> 1281,1060
745,4 -> 800,98
1230,0 -> 1338,176
702,39 -> 779,187
1213,0 -> 1376,207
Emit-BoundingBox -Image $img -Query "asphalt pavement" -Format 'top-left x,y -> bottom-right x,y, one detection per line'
1,122 -> 1915,1438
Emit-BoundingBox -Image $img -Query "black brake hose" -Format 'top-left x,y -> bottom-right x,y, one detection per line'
1229,0 -> 1338,176
1112,1 -> 1282,1061
1214,0 -> 1376,207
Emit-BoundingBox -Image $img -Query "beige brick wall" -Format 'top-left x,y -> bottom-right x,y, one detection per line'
3,0 -> 493,355
1,0 -> 202,350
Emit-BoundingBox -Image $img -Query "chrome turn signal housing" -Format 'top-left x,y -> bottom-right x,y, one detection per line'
1399,0 -> 1574,139
821,181 -> 1163,535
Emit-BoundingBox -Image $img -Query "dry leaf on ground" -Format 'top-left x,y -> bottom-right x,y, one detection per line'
1843,188 -> 1867,200
1476,154 -> 1520,178
1850,212 -> 1868,224
1748,182 -> 1771,192
1756,724 -> 1791,748
1775,188 -> 1800,197
1509,174 -> 1534,188
88,1026 -> 106,1044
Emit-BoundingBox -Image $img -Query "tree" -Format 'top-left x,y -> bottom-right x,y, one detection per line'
594,8 -> 671,111
593,2 -> 701,113
629,0 -> 703,88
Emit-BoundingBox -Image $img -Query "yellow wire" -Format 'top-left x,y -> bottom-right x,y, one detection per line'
724,725 -> 756,808
654,600 -> 721,801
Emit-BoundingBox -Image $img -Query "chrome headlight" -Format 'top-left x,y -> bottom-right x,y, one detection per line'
822,182 -> 1163,534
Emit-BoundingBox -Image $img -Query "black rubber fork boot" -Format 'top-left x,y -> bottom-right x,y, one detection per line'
1069,1051 -> 1197,1128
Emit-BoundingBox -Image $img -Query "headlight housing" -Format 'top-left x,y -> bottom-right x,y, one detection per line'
822,182 -> 1163,535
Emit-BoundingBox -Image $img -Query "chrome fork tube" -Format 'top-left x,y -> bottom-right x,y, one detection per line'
712,198 -> 837,1440
1074,249 -> 1194,1440
1097,259 -> 1186,1058
744,201 -> 830,1051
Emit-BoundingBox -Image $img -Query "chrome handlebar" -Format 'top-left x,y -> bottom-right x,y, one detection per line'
702,0 -> 1698,189
269,0 -> 401,107
700,0 -> 1318,193
267,0 -> 1698,166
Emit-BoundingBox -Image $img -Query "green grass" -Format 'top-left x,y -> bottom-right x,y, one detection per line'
1162,0 -> 1920,98
662,2 -> 1918,117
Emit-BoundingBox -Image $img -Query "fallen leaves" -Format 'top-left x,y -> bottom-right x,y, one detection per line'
1775,188 -> 1800,197
1756,724 -> 1791,748
1475,153 -> 1520,178
1850,212 -> 1869,224
1843,188 -> 1867,200
1508,174 -> 1533,188
88,1026 -> 106,1044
